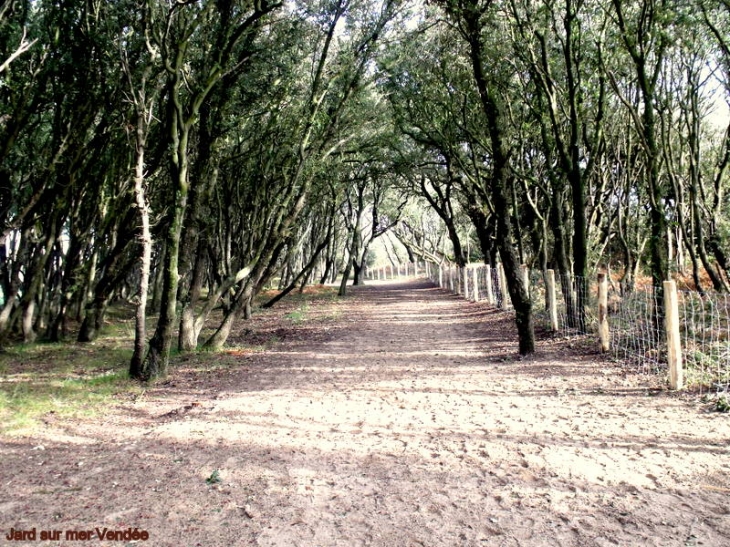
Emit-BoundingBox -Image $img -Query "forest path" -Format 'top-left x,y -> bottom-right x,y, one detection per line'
2,279 -> 729,546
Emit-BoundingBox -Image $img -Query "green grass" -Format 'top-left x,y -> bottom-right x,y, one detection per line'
205,469 -> 222,484
0,286 -> 341,435
682,344 -> 730,390
716,395 -> 730,413
0,342 -> 143,435
285,302 -> 310,324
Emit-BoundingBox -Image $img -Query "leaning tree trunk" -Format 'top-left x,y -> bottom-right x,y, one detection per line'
77,225 -> 137,342
19,219 -> 59,343
339,221 -> 361,297
457,2 -> 534,354
263,238 -> 329,308
47,235 -> 84,342
0,229 -> 30,340
204,283 -> 253,350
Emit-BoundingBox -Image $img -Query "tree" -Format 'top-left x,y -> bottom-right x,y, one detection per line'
430,0 -> 534,354
508,0 -> 608,331
140,0 -> 283,379
608,0 -> 673,326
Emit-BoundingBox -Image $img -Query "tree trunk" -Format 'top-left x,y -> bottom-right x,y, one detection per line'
0,229 -> 29,339
142,69 -> 196,379
19,220 -> 59,343
142,179 -> 188,379
130,106 -> 153,379
457,3 -> 534,354
263,238 -> 328,308
352,261 -> 363,286
150,242 -> 166,314
612,0 -> 669,336
178,242 -> 207,352
204,285 -> 252,350
47,235 -> 83,342
338,250 -> 353,296
77,230 -> 136,342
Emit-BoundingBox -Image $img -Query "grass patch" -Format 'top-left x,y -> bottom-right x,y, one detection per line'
0,287 -> 342,435
715,395 -> 730,413
285,303 -> 309,324
205,469 -> 222,485
0,342 -> 142,435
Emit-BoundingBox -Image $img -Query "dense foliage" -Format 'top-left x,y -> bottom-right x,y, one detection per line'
1,0 -> 729,370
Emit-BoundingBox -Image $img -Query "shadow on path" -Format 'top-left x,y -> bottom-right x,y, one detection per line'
2,279 -> 728,547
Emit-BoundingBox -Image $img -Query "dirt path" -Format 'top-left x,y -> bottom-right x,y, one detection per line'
2,280 -> 729,546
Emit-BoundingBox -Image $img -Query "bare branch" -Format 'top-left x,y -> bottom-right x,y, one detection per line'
0,27 -> 37,74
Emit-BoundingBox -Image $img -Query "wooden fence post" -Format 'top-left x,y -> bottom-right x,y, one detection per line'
449,266 -> 454,292
463,266 -> 469,298
664,280 -> 684,390
598,273 -> 609,352
439,264 -> 443,288
485,265 -> 494,305
473,266 -> 480,302
546,269 -> 558,331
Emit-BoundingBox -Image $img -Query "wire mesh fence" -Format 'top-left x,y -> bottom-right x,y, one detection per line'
421,261 -> 730,396
677,290 -> 730,393
607,282 -> 664,376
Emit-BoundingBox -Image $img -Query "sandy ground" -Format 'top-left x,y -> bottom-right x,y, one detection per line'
1,279 -> 729,546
